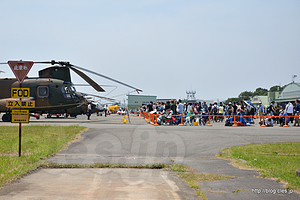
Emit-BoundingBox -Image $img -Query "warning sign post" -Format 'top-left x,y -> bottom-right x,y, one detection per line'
8,60 -> 34,157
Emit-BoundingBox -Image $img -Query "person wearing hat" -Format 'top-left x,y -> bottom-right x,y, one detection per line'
227,102 -> 233,116
87,102 -> 92,120
257,102 -> 265,122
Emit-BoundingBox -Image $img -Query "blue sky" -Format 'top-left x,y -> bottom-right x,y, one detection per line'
0,0 -> 299,102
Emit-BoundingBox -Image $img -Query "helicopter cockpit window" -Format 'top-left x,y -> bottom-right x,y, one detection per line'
69,86 -> 76,92
61,86 -> 71,99
38,86 -> 49,97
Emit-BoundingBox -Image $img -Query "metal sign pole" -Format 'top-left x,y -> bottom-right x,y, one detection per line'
19,82 -> 22,157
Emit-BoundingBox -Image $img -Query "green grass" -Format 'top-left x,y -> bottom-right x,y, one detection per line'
0,125 -> 87,188
217,142 -> 300,192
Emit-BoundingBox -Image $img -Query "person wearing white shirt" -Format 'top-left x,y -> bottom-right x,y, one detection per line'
285,102 -> 294,123
177,99 -> 184,114
87,102 -> 92,120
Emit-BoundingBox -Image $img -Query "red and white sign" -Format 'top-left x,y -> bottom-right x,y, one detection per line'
8,60 -> 34,83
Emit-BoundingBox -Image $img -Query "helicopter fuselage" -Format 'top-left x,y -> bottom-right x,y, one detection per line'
0,77 -> 84,116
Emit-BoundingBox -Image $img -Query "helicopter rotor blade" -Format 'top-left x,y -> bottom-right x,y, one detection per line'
79,92 -> 115,102
71,64 -> 143,93
73,84 -> 117,87
35,61 -> 105,92
69,66 -> 105,92
35,60 -> 142,93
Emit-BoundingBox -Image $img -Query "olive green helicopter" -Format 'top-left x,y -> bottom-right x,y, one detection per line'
0,60 -> 142,122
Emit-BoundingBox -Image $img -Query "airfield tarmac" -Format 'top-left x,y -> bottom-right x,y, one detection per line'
0,114 -> 300,199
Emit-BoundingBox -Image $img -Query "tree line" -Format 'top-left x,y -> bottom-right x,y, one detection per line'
224,85 -> 286,104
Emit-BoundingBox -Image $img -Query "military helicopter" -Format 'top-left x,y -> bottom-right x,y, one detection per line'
44,93 -> 115,118
0,60 -> 142,122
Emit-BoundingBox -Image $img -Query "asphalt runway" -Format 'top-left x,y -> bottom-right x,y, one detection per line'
0,114 -> 300,199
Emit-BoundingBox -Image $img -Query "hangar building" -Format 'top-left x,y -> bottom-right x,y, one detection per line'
127,95 -> 157,110
276,82 -> 300,103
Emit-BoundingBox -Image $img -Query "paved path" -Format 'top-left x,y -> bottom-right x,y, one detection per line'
0,114 -> 299,199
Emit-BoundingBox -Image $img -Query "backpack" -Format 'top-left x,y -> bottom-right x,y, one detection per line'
213,106 -> 218,114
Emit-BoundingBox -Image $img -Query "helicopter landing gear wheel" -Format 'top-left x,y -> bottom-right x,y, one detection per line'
2,114 -> 11,122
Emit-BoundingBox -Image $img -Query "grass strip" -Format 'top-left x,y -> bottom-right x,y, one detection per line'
39,162 -> 166,169
217,142 -> 300,192
0,125 -> 87,188
165,162 -> 235,199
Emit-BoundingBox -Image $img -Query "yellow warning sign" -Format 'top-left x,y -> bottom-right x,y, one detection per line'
11,88 -> 30,98
12,110 -> 29,123
6,100 -> 35,108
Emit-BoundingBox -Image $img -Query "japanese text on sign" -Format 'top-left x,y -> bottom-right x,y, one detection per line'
6,100 -> 35,108
12,110 -> 29,123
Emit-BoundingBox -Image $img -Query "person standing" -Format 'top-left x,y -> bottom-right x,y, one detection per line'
269,101 -> 276,115
232,102 -> 237,115
170,100 -> 177,115
87,102 -> 92,120
237,101 -> 246,115
187,103 -> 193,115
147,101 -> 153,112
227,102 -> 233,116
165,101 -> 171,112
294,99 -> 300,126
212,102 -> 219,122
274,103 -> 282,116
257,102 -> 265,122
177,99 -> 184,114
285,101 -> 294,124
218,102 -> 224,122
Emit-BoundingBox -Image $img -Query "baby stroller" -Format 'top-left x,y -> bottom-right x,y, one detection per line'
162,110 -> 176,125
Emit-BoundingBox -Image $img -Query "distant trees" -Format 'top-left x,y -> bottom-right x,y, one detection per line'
253,87 -> 268,96
269,85 -> 283,92
238,91 -> 253,101
224,85 -> 286,104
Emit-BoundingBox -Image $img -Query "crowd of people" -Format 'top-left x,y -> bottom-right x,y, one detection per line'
140,99 -> 300,127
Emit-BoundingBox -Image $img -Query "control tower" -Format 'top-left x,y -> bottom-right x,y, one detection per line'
186,90 -> 196,102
